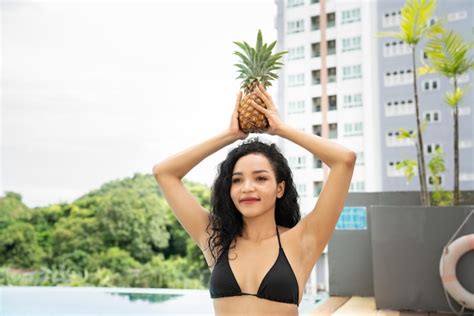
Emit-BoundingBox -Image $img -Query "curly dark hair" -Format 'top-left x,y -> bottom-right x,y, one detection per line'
206,138 -> 301,266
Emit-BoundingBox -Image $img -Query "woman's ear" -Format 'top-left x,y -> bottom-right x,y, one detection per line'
277,181 -> 285,198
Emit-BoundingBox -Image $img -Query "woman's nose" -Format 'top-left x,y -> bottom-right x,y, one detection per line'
242,180 -> 255,192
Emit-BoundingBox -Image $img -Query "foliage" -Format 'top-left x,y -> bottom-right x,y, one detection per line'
427,147 -> 452,206
0,192 -> 29,229
378,0 -> 443,45
0,173 -> 211,289
419,30 -> 474,78
418,29 -> 474,205
378,0 -> 443,206
0,222 -> 44,268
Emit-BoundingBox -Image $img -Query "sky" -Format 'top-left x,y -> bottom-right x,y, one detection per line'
1,0 -> 280,208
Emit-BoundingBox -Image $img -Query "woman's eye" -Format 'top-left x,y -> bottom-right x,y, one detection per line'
256,177 -> 267,182
232,178 -> 241,184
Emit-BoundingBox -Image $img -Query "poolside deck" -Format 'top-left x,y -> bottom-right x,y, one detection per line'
310,297 -> 456,315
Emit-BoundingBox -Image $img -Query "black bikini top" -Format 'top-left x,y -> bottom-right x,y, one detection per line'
209,226 -> 299,306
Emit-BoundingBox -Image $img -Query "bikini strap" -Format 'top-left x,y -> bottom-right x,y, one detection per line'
276,226 -> 282,249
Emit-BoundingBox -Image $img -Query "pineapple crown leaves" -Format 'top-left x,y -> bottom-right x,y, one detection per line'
233,29 -> 288,91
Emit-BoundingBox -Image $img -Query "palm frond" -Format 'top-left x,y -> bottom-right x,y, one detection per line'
444,87 -> 466,108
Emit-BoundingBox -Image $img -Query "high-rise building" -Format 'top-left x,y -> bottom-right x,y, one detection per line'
274,0 -> 473,295
377,0 -> 473,192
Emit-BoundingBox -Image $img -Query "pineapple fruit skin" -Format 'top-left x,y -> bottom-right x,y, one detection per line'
233,30 -> 287,133
238,92 -> 269,133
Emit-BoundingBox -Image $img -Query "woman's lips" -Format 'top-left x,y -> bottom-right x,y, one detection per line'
240,197 -> 260,204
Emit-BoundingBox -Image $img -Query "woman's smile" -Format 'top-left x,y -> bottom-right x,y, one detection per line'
239,196 -> 261,204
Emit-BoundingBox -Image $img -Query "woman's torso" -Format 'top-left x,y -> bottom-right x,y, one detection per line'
203,225 -> 313,315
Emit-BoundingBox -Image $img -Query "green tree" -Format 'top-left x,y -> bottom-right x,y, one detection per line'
379,0 -> 443,206
0,222 -> 44,268
0,192 -> 29,228
52,216 -> 103,269
88,247 -> 140,275
419,30 -> 474,205
95,188 -> 169,262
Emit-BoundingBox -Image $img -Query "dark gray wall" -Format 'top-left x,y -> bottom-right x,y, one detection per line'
371,205 -> 474,312
328,192 -> 420,296
328,191 -> 474,312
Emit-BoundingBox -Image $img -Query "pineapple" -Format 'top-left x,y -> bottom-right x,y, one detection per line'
234,30 -> 287,133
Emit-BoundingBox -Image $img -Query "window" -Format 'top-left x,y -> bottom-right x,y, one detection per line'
343,94 -> 362,108
426,143 -> 441,155
314,156 -> 322,168
457,73 -> 470,84
422,50 -> 428,61
287,46 -> 305,60
421,79 -> 440,91
312,70 -> 321,85
429,175 -> 443,186
384,69 -> 413,86
288,73 -> 305,87
427,17 -> 437,27
312,124 -> 322,136
329,123 -> 338,139
288,19 -> 304,34
327,12 -> 336,28
327,40 -> 336,55
344,122 -> 363,136
382,10 -> 401,28
342,65 -> 362,80
386,129 -> 414,147
328,67 -> 337,83
341,8 -> 361,24
287,0 -> 304,8
313,181 -> 323,197
311,16 -> 320,31
312,97 -> 321,112
356,152 -> 364,165
329,95 -> 337,110
312,42 -> 320,58
424,110 -> 441,123
342,36 -> 361,52
385,98 -> 415,116
289,156 -> 306,169
288,100 -> 305,114
297,184 -> 307,197
383,40 -> 410,57
336,207 -> 368,229
448,11 -> 467,22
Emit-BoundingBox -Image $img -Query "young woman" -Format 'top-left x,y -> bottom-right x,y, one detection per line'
153,84 -> 356,315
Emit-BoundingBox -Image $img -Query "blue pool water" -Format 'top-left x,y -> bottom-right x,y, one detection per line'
0,286 -> 328,315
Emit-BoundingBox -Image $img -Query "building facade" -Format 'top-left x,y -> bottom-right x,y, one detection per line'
274,0 -> 473,295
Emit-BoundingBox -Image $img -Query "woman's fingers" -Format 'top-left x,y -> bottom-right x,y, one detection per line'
249,98 -> 271,115
235,91 -> 242,108
254,84 -> 275,110
258,83 -> 272,100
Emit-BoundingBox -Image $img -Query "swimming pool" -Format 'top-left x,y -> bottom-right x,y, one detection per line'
0,286 -> 327,315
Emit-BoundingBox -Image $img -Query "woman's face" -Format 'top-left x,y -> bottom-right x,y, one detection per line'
230,153 -> 285,217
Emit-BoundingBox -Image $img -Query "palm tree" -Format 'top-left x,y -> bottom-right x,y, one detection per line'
379,0 -> 442,206
419,30 -> 474,205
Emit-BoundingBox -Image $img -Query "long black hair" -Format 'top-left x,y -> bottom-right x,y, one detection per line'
206,138 -> 300,266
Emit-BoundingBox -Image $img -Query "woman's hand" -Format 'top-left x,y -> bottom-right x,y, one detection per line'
250,83 -> 285,135
229,91 -> 248,140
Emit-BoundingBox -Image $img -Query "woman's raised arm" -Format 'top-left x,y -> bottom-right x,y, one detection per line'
250,84 -> 356,267
152,92 -> 247,250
